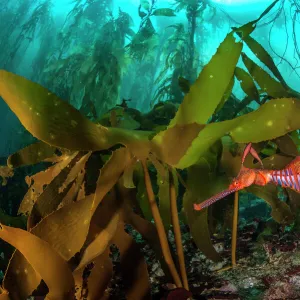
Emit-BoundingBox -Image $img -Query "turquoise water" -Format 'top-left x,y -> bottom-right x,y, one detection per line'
0,0 -> 299,155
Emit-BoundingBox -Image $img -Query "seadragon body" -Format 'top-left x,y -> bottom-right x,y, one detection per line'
194,143 -> 300,211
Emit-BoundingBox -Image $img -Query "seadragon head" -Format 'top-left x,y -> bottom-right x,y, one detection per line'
194,167 -> 256,211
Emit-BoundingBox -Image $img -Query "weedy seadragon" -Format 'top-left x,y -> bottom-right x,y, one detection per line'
194,143 -> 300,211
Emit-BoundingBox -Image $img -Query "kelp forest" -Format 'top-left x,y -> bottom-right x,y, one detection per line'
1,0 -> 300,299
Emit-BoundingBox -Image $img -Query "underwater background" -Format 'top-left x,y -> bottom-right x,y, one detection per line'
1,0 -> 300,299
0,0 -> 300,156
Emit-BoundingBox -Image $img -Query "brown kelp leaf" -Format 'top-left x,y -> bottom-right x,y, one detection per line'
290,130 -> 300,153
242,35 -> 286,84
214,76 -> 234,113
0,290 -> 10,300
148,153 -> 166,177
136,164 -> 152,221
77,180 -> 86,201
241,53 -> 291,98
254,0 -> 279,21
0,70 -> 111,151
167,29 -> 243,126
18,152 -> 76,215
34,148 -> 130,262
86,247 -> 113,300
221,140 -> 293,173
274,135 -> 298,157
3,250 -> 41,299
174,98 -> 300,169
122,157 -> 137,189
73,267 -> 84,300
0,166 -> 13,186
91,147 -> 131,213
59,167 -> 86,208
183,156 -> 222,262
287,189 -> 300,211
4,148 -> 130,298
124,204 -> 172,280
152,123 -> 204,167
250,154 -> 293,170
165,19 -> 265,128
28,152 -> 82,228
31,194 -> 95,261
248,185 -> 294,224
59,152 -> 91,193
0,71 -> 152,155
157,166 -> 178,230
230,99 -> 300,143
3,195 -> 95,298
220,145 -> 242,178
7,142 -> 57,168
154,161 -> 170,229
0,224 -> 75,300
0,209 -> 26,228
231,0 -> 279,37
234,67 -> 259,102
112,223 -> 151,300
76,192 -> 120,270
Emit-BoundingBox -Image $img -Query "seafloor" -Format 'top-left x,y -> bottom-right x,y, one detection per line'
124,198 -> 300,300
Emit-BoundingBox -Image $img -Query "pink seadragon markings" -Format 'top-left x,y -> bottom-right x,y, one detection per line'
194,143 -> 300,211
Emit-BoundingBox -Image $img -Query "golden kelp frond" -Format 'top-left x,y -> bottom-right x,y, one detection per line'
84,247 -> 113,300
0,209 -> 26,228
0,290 -> 10,300
241,53 -> 292,99
241,35 -> 287,84
123,203 -> 173,280
58,151 -> 91,194
18,152 -> 77,216
135,163 -> 152,221
173,98 -> 300,169
76,191 -> 120,270
3,194 -> 95,298
214,76 -> 234,114
3,147 -> 132,298
0,70 -> 111,151
59,164 -> 86,208
28,152 -> 83,228
0,166 -> 13,186
7,141 -> 57,168
3,250 -> 41,299
183,151 -> 223,262
91,147 -> 131,213
234,67 -> 260,103
274,135 -> 298,157
152,123 -> 204,167
0,70 -> 152,160
168,30 -> 243,127
248,185 -> 294,224
112,222 -> 151,300
157,163 -> 171,230
0,224 -> 75,300
121,156 -> 137,189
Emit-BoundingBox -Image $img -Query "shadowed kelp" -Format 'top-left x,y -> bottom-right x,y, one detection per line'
0,1 -> 300,298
